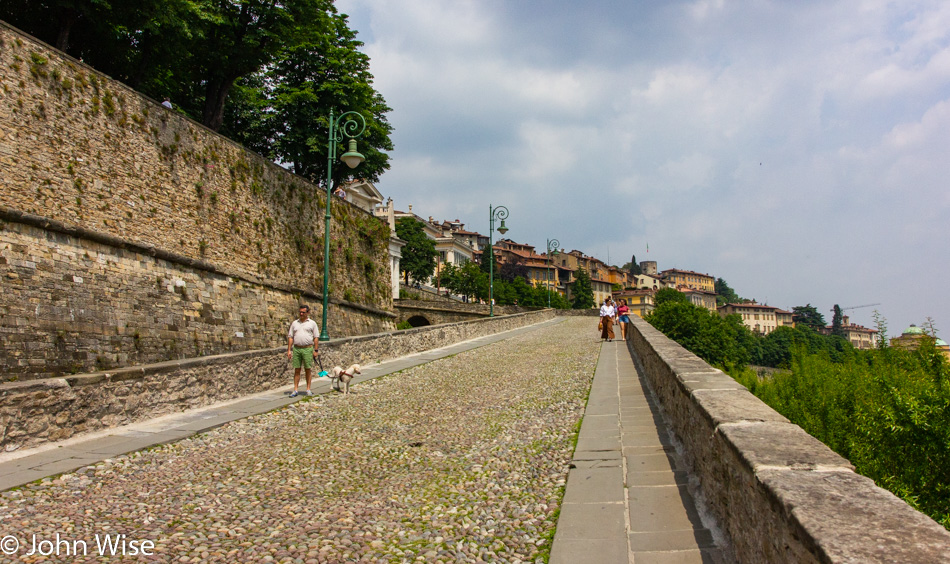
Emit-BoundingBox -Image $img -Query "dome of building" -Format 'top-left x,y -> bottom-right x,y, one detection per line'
937,338 -> 948,347
902,324 -> 924,335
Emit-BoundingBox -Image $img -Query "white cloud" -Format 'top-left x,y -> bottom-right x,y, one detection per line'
337,0 -> 950,334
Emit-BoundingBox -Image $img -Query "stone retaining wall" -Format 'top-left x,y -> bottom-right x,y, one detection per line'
0,22 -> 394,379
625,316 -> 950,563
0,309 -> 555,451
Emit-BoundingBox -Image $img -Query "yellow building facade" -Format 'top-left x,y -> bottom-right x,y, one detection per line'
660,269 -> 716,293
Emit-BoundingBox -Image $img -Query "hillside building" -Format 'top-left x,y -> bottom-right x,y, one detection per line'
718,302 -> 786,335
820,316 -> 879,349
661,268 -> 716,293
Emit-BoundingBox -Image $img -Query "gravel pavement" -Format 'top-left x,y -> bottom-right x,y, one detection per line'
0,317 -> 600,563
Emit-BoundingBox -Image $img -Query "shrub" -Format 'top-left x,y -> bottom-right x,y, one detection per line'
731,343 -> 950,529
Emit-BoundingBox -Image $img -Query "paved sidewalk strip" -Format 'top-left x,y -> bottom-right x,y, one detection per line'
551,340 -> 732,564
0,318 -> 564,491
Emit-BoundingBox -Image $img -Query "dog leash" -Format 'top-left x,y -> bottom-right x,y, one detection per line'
316,354 -> 329,378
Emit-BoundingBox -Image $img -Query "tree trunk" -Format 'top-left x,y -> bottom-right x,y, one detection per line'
128,32 -> 153,88
55,8 -> 78,51
202,76 -> 237,131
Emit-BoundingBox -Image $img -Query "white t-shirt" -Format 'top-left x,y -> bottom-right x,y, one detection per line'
288,319 -> 319,347
600,304 -> 616,317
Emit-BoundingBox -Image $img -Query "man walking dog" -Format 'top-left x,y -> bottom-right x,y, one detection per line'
287,305 -> 320,397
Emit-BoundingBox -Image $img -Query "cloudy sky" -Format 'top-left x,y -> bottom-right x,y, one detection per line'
336,0 -> 950,336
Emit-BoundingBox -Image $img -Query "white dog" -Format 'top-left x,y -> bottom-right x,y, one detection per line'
331,364 -> 361,395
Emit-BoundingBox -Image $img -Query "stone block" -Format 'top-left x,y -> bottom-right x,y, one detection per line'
688,388 -> 789,429
757,468 -> 950,564
719,422 -> 852,471
562,467 -> 625,504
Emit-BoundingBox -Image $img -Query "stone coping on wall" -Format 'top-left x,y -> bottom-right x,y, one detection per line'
555,309 -> 600,317
624,316 -> 950,563
394,299 -> 546,316
0,309 -> 554,451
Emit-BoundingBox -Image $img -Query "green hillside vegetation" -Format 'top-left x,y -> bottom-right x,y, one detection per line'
646,298 -> 950,529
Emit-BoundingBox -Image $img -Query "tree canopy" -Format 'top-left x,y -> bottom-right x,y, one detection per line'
621,255 -> 642,276
831,304 -> 845,337
395,218 -> 436,286
646,302 -> 755,368
654,287 -> 689,307
571,268 -> 595,309
439,262 -> 569,308
714,277 -> 742,306
792,304 -> 826,330
1,0 -> 393,184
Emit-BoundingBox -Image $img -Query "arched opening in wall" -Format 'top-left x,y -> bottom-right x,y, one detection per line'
407,315 -> 431,328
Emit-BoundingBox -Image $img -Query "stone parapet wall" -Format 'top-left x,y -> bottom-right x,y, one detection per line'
395,299 -> 539,317
0,22 -> 395,378
0,309 -> 554,451
554,309 -> 599,317
398,284 -> 458,303
625,316 -> 950,563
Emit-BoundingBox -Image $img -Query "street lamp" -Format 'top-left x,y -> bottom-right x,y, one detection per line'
488,204 -> 509,317
546,238 -> 560,308
320,109 -> 366,341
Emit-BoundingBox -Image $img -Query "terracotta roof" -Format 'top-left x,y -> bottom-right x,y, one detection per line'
613,289 -> 654,296
661,268 -> 715,278
678,287 -> 717,296
719,303 -> 780,310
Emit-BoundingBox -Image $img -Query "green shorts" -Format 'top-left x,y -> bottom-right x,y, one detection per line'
291,346 -> 315,369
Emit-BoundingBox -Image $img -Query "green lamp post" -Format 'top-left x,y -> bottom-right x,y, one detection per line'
320,109 -> 366,341
546,238 -> 560,308
488,205 -> 509,317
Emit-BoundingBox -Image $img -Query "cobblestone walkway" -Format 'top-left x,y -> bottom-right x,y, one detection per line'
0,318 -> 600,563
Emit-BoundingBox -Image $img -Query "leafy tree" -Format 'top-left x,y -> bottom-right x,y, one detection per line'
715,277 -> 741,306
758,324 -> 855,368
479,245 -> 499,276
492,277 -> 513,305
873,310 -> 889,350
571,268 -> 595,309
792,304 -> 826,330
0,0 -> 117,52
646,302 -> 755,368
622,255 -> 642,276
549,290 -> 571,309
441,262 -> 486,303
654,287 -> 689,307
438,262 -> 459,294
2,0 -> 395,173
395,218 -> 436,285
189,0 -> 340,131
731,342 -> 950,529
831,304 -> 845,337
225,11 -> 393,185
498,259 -> 529,283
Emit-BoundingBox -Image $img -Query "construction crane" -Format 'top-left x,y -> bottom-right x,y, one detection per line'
841,303 -> 881,311
830,304 -> 882,330
833,303 -> 881,313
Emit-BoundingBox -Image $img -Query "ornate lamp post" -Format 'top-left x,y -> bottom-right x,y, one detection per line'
488,205 -> 509,317
546,238 -> 560,308
320,109 -> 366,341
